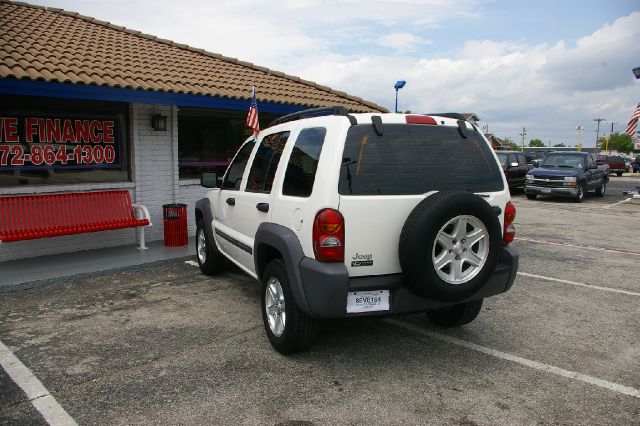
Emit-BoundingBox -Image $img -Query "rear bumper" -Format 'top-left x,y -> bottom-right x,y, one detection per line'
297,246 -> 519,318
525,184 -> 578,198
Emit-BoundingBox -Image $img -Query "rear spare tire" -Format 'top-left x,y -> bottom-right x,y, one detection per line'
399,191 -> 502,302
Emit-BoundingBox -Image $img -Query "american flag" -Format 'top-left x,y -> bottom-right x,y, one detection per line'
246,86 -> 260,135
626,103 -> 640,140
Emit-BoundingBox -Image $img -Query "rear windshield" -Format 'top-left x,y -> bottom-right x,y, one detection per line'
338,124 -> 503,195
496,152 -> 508,166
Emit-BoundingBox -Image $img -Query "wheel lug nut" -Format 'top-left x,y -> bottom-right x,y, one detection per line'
455,255 -> 460,260
461,239 -> 466,243
452,240 -> 456,244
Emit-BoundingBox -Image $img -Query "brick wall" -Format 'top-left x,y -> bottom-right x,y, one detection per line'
0,102 -> 210,261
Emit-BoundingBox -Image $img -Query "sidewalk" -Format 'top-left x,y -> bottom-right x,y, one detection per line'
0,238 -> 195,293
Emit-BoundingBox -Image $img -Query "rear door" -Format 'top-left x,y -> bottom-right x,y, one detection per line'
218,131 -> 291,274
337,123 -> 507,277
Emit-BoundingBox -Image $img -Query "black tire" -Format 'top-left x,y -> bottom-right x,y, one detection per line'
526,193 -> 537,200
616,172 -> 623,177
399,191 -> 502,302
196,219 -> 225,275
574,184 -> 585,203
426,299 -> 483,327
595,181 -> 606,197
261,259 -> 316,354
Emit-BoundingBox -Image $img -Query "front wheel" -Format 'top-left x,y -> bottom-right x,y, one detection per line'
261,260 -> 316,354
574,184 -> 585,203
426,299 -> 483,327
595,181 -> 606,197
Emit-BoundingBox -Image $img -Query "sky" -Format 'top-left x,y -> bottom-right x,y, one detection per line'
29,0 -> 640,147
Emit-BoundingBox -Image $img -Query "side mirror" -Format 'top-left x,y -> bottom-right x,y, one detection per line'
201,172 -> 219,188
510,162 -> 519,168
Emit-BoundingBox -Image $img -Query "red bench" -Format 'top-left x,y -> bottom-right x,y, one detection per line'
0,190 -> 151,249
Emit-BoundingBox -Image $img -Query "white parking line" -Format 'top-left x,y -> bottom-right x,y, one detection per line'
386,319 -> 640,400
517,272 -> 640,297
602,198 -> 632,209
515,236 -> 640,256
185,260 -> 198,267
0,340 -> 77,425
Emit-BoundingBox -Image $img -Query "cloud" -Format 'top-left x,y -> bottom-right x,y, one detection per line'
27,1 -> 640,145
375,32 -> 432,53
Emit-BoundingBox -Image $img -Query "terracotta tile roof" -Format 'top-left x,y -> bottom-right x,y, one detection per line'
0,1 -> 387,113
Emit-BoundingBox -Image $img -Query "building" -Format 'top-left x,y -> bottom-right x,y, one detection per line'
0,1 -> 387,261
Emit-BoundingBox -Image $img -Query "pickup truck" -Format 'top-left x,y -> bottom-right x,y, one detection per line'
597,155 -> 625,176
525,152 -> 608,202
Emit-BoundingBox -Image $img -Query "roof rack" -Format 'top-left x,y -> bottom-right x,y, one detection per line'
269,106 -> 357,127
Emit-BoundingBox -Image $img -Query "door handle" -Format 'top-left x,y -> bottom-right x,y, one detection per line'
256,203 -> 269,212
226,198 -> 235,206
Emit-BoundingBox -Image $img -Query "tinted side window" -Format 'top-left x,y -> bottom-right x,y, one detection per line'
246,132 -> 290,193
508,154 -> 517,166
282,127 -> 326,197
516,153 -> 526,165
222,141 -> 255,190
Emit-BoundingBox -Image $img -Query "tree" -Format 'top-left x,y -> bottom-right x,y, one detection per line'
503,137 -> 518,150
553,143 -> 566,147
529,139 -> 545,147
604,132 -> 633,154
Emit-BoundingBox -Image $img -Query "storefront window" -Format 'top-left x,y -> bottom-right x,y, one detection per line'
0,95 -> 130,187
178,108 -> 276,180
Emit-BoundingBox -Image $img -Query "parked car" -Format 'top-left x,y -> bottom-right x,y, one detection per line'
632,156 -> 640,173
495,150 -> 533,190
596,154 -> 625,176
525,151 -> 608,202
195,108 -> 519,354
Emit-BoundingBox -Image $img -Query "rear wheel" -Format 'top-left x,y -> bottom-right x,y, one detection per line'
261,259 -> 316,354
196,219 -> 225,275
616,171 -> 623,177
426,299 -> 483,327
526,193 -> 537,200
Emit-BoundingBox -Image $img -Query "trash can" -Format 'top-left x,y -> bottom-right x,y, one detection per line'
162,203 -> 188,247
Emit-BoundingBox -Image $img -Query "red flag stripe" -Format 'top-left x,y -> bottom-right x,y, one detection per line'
626,104 -> 640,139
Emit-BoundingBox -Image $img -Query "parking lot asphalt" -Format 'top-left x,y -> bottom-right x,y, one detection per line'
1,175 -> 639,425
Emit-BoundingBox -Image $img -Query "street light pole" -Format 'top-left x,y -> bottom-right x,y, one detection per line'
607,122 -> 617,154
593,118 -> 605,153
519,127 -> 527,152
576,126 -> 584,149
394,80 -> 406,113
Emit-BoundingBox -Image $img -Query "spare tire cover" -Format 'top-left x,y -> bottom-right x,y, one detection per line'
399,191 -> 502,302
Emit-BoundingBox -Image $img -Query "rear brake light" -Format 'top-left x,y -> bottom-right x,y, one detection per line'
313,209 -> 344,262
502,201 -> 516,246
405,115 -> 437,125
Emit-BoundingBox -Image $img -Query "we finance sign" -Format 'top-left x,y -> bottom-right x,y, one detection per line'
0,113 -> 123,170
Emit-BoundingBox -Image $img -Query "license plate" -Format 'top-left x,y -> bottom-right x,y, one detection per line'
541,188 -> 552,193
346,290 -> 390,313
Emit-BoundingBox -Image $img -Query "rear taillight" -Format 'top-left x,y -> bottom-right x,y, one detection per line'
502,201 -> 516,246
313,208 -> 344,262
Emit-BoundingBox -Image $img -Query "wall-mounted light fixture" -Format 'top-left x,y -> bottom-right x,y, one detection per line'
151,114 -> 167,131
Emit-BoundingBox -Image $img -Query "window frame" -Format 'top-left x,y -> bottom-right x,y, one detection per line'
221,139 -> 256,191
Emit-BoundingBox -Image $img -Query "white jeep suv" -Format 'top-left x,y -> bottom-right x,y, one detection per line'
195,107 -> 518,354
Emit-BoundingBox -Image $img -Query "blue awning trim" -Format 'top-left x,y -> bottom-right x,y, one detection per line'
0,79 -> 306,114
